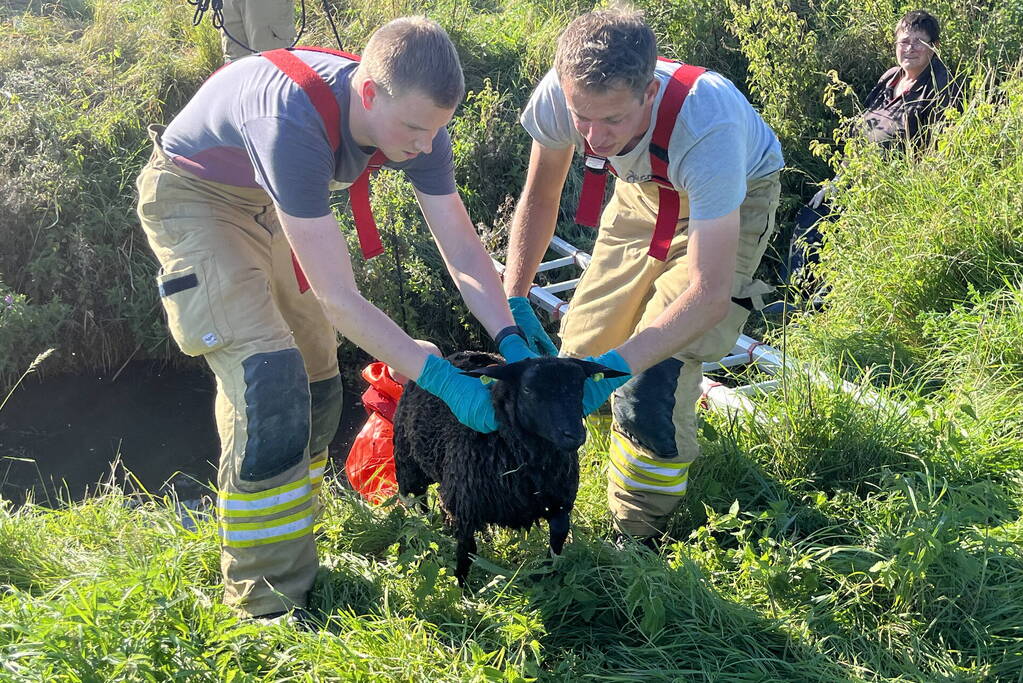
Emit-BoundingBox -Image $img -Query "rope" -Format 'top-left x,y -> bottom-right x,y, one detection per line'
746,340 -> 764,364
186,0 -> 312,56
320,0 -> 343,52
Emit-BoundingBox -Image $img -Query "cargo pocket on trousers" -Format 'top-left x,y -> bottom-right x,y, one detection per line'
156,255 -> 231,356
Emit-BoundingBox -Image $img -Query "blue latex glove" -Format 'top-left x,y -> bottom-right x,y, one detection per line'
508,297 -> 558,356
416,354 -> 498,433
581,349 -> 633,416
498,332 -> 538,363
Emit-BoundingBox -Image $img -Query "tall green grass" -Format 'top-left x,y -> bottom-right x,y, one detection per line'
780,69 -> 1023,483
787,72 -> 1023,370
3,382 -> 1021,681
4,373 -> 1019,680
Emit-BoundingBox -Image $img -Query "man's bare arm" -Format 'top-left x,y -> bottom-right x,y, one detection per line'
504,141 -> 575,297
276,210 -> 432,381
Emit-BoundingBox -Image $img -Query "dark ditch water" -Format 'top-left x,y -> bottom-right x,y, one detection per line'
0,360 -> 366,507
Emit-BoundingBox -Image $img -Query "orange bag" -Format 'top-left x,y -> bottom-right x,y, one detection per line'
345,362 -> 404,504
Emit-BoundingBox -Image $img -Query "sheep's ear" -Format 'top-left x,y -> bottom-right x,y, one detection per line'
573,359 -> 630,380
461,363 -> 523,384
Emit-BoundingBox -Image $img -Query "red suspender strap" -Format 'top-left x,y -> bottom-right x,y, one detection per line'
287,45 -> 361,61
281,47 -> 386,259
348,150 -> 388,259
290,250 -> 311,292
648,61 -> 705,261
575,143 -> 609,228
262,48 -> 386,292
262,49 -> 342,150
651,188 -> 681,261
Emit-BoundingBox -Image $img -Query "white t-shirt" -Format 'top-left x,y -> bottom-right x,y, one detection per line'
520,62 -> 784,220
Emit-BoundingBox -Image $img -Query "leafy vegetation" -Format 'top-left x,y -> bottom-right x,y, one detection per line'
4,0 -> 1019,387
2,0 -> 1023,679
3,383 -> 1022,680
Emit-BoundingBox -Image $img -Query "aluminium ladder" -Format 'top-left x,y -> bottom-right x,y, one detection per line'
492,235 -> 895,417
491,235 -> 779,415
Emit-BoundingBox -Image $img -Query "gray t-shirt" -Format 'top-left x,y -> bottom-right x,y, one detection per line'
161,50 -> 456,218
520,62 -> 784,220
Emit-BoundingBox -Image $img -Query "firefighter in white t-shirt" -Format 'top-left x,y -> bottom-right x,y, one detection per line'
504,9 -> 784,545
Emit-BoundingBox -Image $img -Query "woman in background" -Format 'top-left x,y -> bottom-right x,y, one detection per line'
788,9 -> 960,297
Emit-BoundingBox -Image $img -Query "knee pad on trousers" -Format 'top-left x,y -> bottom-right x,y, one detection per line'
240,348 -> 310,481
309,374 -> 343,455
612,357 -> 683,458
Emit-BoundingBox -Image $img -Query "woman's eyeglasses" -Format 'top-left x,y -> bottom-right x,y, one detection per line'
896,38 -> 932,51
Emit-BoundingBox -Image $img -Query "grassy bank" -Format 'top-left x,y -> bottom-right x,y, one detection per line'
2,384 -> 1021,680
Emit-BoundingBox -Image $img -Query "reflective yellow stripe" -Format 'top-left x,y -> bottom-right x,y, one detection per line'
609,449 -> 686,484
219,515 -> 314,548
608,466 -> 689,495
607,456 -> 690,489
219,507 -> 312,532
608,432 -> 690,494
310,458 -> 326,492
219,476 -> 308,502
308,466 -> 325,488
611,433 -> 688,473
219,508 -> 314,547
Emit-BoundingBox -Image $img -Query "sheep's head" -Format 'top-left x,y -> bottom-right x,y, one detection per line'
463,357 -> 627,451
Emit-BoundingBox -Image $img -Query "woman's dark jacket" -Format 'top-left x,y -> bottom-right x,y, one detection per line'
859,57 -> 960,148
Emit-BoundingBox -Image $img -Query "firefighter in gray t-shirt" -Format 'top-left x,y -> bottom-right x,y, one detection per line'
136,18 -> 534,620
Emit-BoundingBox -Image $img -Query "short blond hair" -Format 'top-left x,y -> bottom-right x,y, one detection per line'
554,8 -> 657,99
360,17 -> 464,108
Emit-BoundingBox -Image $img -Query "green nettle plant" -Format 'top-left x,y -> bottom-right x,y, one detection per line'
727,0 -> 832,185
0,285 -> 67,389
339,169 -> 484,356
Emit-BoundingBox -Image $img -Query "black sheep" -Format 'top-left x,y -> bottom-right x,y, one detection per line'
393,351 -> 626,585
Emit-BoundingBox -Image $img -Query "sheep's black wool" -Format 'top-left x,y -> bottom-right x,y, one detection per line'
393,351 -> 623,585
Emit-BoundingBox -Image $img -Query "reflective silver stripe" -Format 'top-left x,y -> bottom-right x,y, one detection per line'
612,443 -> 689,478
218,479 -> 312,512
309,463 -> 325,481
609,466 -> 689,494
219,511 -> 313,543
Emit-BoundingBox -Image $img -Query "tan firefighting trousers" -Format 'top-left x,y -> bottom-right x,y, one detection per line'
220,0 -> 296,62
135,126 -> 341,616
560,174 -> 780,538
